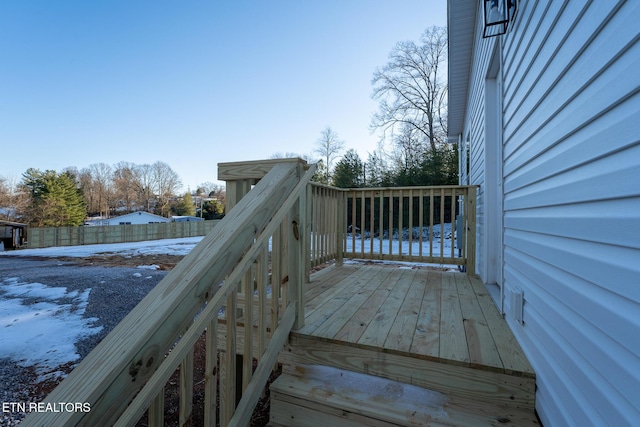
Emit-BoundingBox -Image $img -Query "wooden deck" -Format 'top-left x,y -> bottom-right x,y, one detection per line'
274,263 -> 538,426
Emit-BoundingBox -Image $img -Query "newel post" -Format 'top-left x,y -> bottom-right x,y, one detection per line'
224,179 -> 253,212
304,183 -> 313,284
288,162 -> 306,329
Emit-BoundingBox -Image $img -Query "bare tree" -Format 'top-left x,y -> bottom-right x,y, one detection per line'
314,127 -> 345,183
133,163 -> 155,212
0,177 -> 11,220
89,163 -> 114,217
269,152 -> 303,159
371,26 -> 448,153
152,161 -> 181,217
0,175 -> 29,221
77,168 -> 98,216
113,162 -> 138,213
392,123 -> 425,175
197,182 -> 225,199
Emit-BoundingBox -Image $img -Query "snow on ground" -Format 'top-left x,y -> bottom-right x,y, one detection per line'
0,236 -> 203,259
345,223 -> 458,257
0,237 -> 203,385
0,277 -> 102,381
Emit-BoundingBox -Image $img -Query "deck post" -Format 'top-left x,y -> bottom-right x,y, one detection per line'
466,186 -> 477,275
289,162 -> 305,329
225,179 -> 253,212
305,183 -> 312,283
218,159 -> 307,422
336,189 -> 345,266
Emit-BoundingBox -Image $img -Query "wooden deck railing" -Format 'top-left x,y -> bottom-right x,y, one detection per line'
21,161 -> 315,427
342,186 -> 477,273
306,184 -> 477,274
309,182 -> 344,268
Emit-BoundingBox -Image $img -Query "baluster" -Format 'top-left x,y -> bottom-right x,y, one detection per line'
409,189 -> 413,257
148,388 -> 164,427
179,349 -> 194,426
440,188 -> 445,263
388,191 -> 393,256
204,319 -> 217,427
398,189 -> 403,259
369,191 -> 374,256
429,189 -> 434,257
257,245 -> 268,359
242,266 -> 254,393
220,289 -> 237,425
450,189 -> 456,261
360,190 -> 365,258
378,190 -> 384,259
351,191 -> 357,256
419,189 -> 424,258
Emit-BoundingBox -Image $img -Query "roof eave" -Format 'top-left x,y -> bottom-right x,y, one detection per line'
447,0 -> 477,142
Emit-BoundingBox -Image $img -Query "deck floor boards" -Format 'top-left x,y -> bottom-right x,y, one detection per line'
277,264 -> 537,423
296,263 -> 534,377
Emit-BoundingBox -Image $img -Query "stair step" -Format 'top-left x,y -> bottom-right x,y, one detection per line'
270,366 -> 539,427
280,335 -> 536,411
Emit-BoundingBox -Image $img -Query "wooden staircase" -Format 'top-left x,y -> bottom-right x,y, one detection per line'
270,265 -> 539,426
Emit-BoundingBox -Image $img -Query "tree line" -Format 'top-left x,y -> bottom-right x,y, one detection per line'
0,161 -> 226,227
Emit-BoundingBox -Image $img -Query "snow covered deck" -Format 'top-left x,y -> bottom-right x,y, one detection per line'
274,262 -> 538,426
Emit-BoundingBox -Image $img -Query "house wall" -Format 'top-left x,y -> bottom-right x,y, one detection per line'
463,15 -> 499,284
105,212 -> 170,225
463,1 -> 640,425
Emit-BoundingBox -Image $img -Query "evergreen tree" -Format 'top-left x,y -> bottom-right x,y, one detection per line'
174,192 -> 196,216
22,169 -> 87,227
365,151 -> 393,187
417,143 -> 458,185
332,149 -> 364,188
202,199 -> 224,220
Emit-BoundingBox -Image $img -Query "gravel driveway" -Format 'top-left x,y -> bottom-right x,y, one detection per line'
0,256 -> 168,426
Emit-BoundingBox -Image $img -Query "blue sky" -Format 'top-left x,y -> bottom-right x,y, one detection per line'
1,1 -> 446,190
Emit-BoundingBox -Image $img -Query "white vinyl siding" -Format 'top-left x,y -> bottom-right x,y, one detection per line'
462,0 -> 640,425
463,6 -> 499,282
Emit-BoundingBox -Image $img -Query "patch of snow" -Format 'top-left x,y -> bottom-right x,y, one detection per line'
136,264 -> 160,270
0,236 -> 204,259
0,278 -> 102,381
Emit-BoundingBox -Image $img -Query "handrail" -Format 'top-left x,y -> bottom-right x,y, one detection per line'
21,161 -> 316,426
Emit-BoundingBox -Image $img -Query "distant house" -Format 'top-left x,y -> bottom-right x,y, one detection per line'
171,216 -> 204,222
87,211 -> 171,226
448,1 -> 639,425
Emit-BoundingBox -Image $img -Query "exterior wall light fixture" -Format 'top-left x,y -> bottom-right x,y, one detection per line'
483,0 -> 517,38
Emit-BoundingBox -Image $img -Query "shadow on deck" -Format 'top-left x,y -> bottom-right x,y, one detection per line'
273,262 -> 538,426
